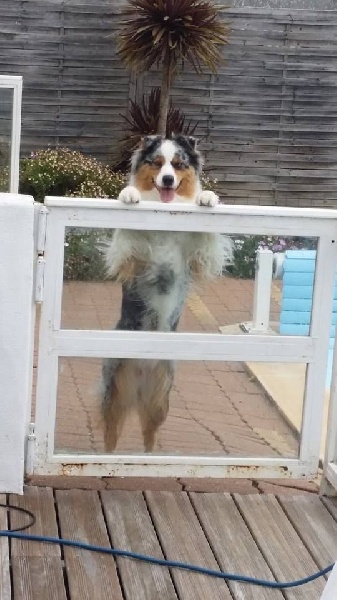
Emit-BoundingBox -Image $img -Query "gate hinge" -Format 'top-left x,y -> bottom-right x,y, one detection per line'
35,206 -> 49,303
25,422 -> 36,476
37,206 -> 48,254
35,256 -> 46,303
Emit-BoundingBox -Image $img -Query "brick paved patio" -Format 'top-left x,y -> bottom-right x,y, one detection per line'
31,276 -> 301,458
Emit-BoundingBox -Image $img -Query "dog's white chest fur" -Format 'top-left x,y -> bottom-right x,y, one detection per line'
142,233 -> 188,330
106,229 -> 230,280
105,229 -> 232,331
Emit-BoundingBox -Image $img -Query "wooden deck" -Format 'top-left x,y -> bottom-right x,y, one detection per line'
2,487 -> 337,599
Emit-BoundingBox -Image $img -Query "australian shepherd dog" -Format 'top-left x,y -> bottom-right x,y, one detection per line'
100,134 -> 232,452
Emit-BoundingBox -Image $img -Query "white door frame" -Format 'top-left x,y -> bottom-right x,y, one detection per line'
0,75 -> 22,193
31,197 -> 337,479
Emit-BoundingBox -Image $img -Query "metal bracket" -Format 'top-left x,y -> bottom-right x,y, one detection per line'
34,206 -> 49,303
26,422 -> 36,476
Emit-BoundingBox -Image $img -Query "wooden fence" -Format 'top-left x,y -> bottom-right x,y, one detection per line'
0,0 -> 336,207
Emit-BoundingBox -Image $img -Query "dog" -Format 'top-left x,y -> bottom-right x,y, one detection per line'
101,134 -> 232,452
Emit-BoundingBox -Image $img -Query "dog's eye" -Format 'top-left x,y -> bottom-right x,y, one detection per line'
172,161 -> 185,170
145,158 -> 162,167
152,159 -> 163,168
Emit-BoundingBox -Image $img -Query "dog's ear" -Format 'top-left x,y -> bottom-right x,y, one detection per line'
172,133 -> 198,151
186,136 -> 197,151
139,135 -> 162,149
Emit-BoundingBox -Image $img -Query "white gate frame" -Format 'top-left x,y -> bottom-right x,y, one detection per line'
0,75 -> 22,193
322,337 -> 337,494
31,197 -> 337,479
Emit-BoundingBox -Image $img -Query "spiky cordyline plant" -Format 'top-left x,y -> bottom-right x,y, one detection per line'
112,88 -> 198,171
117,0 -> 229,135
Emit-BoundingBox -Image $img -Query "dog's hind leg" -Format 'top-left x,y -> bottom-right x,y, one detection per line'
101,360 -> 135,452
139,393 -> 169,453
103,388 -> 127,453
138,361 -> 174,452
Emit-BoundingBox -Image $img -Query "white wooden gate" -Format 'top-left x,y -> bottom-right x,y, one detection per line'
30,197 -> 337,480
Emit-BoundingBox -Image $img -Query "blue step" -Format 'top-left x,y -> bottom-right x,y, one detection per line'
280,250 -> 336,388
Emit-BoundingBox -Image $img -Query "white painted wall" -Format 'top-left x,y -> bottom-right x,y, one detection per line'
0,194 -> 35,493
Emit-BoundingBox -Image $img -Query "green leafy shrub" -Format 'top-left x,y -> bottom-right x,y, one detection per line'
229,235 -> 317,279
19,148 -> 127,280
0,166 -> 9,192
64,229 -> 111,281
19,148 -> 127,203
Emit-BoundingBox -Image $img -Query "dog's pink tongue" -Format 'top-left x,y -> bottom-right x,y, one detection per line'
159,187 -> 175,203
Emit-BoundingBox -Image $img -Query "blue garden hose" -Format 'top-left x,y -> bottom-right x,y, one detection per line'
1,503 -> 333,590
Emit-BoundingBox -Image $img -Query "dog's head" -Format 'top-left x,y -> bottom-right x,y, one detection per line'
130,134 -> 202,203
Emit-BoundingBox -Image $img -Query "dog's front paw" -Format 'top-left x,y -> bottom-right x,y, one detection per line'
196,190 -> 219,207
118,185 -> 141,204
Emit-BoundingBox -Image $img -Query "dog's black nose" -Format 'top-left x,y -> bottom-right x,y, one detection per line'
162,175 -> 174,188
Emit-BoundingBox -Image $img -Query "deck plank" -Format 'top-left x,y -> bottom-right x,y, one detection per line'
0,495 -> 11,600
191,492 -> 284,599
145,491 -> 232,600
56,489 -> 123,600
10,487 -> 67,600
101,490 -> 178,600
279,496 -> 337,569
235,494 -> 325,599
322,496 -> 337,521
7,488 -> 336,600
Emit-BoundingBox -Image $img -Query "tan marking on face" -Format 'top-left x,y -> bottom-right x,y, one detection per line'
175,166 -> 198,201
134,163 -> 162,192
171,155 -> 186,169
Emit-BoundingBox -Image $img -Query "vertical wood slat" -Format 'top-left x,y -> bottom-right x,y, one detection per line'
190,492 -> 284,599
9,487 -> 67,600
0,1 -> 336,206
322,496 -> 337,521
0,495 -> 11,600
101,490 -> 178,600
234,493 -> 325,599
56,489 -> 123,600
145,491 -> 232,600
279,495 -> 337,568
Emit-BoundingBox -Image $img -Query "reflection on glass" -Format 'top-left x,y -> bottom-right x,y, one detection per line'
61,227 -> 317,338
0,88 -> 13,192
55,357 -> 301,458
